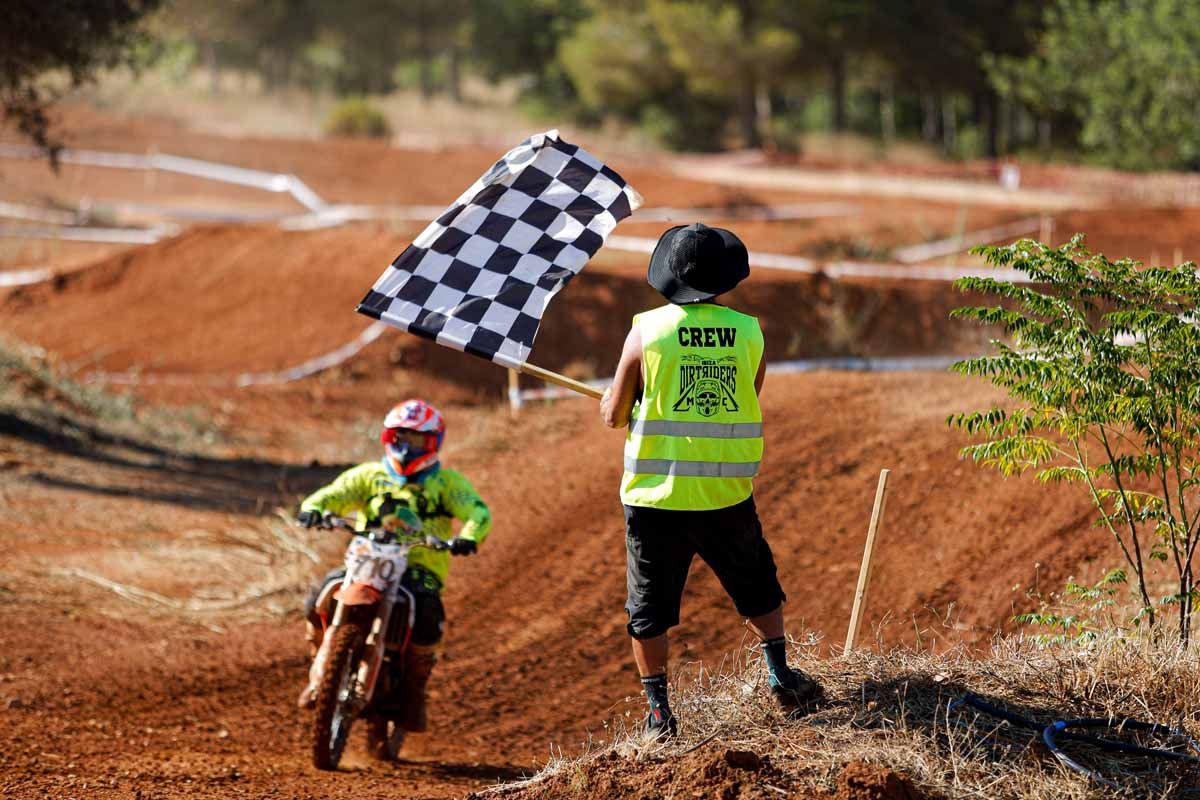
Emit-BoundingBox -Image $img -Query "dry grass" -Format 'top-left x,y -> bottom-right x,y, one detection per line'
490,633 -> 1200,799
0,335 -> 217,451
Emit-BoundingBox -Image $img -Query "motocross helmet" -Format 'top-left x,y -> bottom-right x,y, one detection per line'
380,399 -> 445,478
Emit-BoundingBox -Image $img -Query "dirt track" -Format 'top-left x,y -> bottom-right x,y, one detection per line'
0,107 -> 1192,798
0,367 -> 1107,799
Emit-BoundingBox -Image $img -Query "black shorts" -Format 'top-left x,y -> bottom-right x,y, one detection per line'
624,496 -> 785,640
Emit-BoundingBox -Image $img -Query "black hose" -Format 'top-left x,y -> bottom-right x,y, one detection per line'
951,693 -> 1200,786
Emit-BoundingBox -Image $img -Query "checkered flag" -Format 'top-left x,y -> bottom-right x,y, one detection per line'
357,130 -> 642,369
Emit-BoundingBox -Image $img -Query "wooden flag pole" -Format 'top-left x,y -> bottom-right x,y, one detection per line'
845,468 -> 891,653
519,362 -> 605,400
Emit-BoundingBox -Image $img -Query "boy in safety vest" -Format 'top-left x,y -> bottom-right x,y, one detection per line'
600,223 -> 822,738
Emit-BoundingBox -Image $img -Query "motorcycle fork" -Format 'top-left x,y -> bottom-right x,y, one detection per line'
351,583 -> 414,710
309,589 -> 389,712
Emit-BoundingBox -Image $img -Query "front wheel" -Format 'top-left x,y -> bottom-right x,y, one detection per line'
311,623 -> 366,770
366,715 -> 405,761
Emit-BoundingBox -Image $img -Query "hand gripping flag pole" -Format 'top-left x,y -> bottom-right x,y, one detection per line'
357,130 -> 642,401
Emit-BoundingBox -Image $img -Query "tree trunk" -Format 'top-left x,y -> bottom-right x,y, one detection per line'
417,6 -> 434,101
738,75 -> 761,148
755,82 -> 773,151
1038,118 -> 1052,155
998,99 -> 1011,155
1182,564 -> 1194,644
735,0 -> 761,148
830,53 -> 847,133
879,77 -> 895,149
921,90 -> 938,142
942,94 -> 957,156
202,40 -> 219,96
447,46 -> 462,103
973,90 -> 999,159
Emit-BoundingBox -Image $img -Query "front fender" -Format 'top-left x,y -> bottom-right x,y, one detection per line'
334,583 -> 383,606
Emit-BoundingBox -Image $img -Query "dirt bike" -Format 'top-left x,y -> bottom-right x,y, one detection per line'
302,511 -> 451,770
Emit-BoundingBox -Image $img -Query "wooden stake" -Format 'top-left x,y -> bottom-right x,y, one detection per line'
845,469 -> 891,653
519,362 -> 604,400
507,369 -> 522,418
1039,214 -> 1054,245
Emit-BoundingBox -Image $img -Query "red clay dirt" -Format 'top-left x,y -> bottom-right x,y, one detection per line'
488,746 -> 924,800
0,366 -> 1108,799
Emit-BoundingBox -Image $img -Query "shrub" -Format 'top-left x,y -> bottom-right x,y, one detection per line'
950,236 -> 1200,643
322,98 -> 392,139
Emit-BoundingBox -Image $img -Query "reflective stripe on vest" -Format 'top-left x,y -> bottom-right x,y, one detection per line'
628,419 -> 763,439
624,457 -> 761,478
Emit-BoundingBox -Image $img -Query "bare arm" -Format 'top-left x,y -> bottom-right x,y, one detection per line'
754,357 -> 766,396
601,324 -> 642,428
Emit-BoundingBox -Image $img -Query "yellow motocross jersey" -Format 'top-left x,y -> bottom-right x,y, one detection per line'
300,462 -> 492,586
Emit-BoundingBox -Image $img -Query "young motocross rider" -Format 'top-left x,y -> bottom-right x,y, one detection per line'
294,398 -> 492,733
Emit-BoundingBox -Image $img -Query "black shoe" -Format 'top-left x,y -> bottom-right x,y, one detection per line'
644,707 -> 678,740
770,668 -> 823,710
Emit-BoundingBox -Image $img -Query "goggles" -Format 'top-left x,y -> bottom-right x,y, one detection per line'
381,427 -> 437,452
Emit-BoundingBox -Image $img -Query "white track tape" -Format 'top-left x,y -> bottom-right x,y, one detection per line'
631,202 -> 859,222
0,144 -> 327,212
824,260 -> 1033,283
233,321 -> 389,386
767,355 -> 960,373
90,200 -> 290,224
0,201 -> 78,225
609,234 -> 820,273
516,355 -> 962,402
89,321 -> 390,388
0,224 -> 172,245
892,217 -> 1042,264
0,268 -> 54,287
606,235 -> 1037,281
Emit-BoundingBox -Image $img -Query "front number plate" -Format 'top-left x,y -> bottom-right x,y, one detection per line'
342,539 -> 407,591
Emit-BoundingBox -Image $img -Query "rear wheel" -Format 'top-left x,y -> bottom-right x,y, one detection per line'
366,715 -> 406,761
311,623 -> 366,770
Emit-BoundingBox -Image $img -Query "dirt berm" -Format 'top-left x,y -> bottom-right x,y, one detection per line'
3,223 -> 996,401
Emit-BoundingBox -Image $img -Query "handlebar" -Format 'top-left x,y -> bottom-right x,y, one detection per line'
310,514 -> 453,551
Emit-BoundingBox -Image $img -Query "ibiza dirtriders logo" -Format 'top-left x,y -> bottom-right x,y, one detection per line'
672,354 -> 739,417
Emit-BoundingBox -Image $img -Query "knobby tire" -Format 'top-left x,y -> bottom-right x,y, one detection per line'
311,623 -> 366,770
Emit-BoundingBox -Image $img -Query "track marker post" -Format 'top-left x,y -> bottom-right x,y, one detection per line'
845,469 -> 891,652
507,369 -> 522,417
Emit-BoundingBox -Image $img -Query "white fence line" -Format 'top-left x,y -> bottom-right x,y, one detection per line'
0,224 -> 174,245
607,235 -> 1035,283
513,354 -> 962,404
823,259 -> 1033,283
233,321 -> 389,386
89,321 -> 390,388
0,144 -> 327,212
631,201 -> 859,222
0,201 -> 78,225
892,216 -> 1042,264
0,268 -> 54,288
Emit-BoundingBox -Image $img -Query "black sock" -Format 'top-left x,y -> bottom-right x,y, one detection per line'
761,637 -> 790,684
641,673 -> 670,715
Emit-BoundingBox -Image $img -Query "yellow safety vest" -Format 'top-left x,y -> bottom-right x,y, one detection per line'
621,303 -> 764,510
